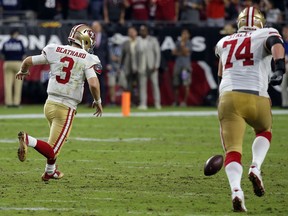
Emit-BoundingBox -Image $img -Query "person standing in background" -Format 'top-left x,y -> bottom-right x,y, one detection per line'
89,21 -> 109,106
106,33 -> 126,106
125,0 -> 150,21
67,0 -> 89,20
152,0 -> 179,22
281,25 -> 288,108
103,0 -> 126,25
138,25 -> 161,110
1,29 -> 26,108
120,26 -> 140,106
172,28 -> 192,107
179,0 -> 203,26
205,0 -> 226,27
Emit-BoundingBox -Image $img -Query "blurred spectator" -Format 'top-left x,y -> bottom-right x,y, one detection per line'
106,33 -> 127,105
103,0 -> 126,25
0,0 -> 22,21
240,0 -> 260,9
152,0 -> 179,22
37,0 -> 60,20
179,0 -> 203,26
225,0 -> 239,22
262,0 -> 282,25
205,0 -> 225,27
120,26 -> 140,106
89,21 -> 109,106
89,0 -> 104,20
281,25 -> 288,108
219,23 -> 236,35
67,0 -> 88,20
126,0 -> 150,21
137,25 -> 161,110
172,28 -> 192,107
1,29 -> 26,107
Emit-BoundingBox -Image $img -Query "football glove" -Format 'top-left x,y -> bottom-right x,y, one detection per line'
270,58 -> 285,86
270,70 -> 283,86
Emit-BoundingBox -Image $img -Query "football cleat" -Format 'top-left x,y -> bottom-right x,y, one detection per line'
17,131 -> 28,162
248,166 -> 265,197
232,190 -> 247,212
41,169 -> 64,182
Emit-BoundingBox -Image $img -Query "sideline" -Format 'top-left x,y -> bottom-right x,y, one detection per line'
0,110 -> 287,119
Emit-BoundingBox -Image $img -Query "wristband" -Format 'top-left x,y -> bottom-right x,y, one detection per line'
274,58 -> 285,75
94,98 -> 102,104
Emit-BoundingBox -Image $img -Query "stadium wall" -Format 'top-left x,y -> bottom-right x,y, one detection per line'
0,25 -> 282,106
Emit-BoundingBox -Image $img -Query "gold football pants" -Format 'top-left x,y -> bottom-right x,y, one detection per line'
44,100 -> 75,157
218,91 -> 272,154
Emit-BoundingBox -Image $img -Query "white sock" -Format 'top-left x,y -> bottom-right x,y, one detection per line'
45,164 -> 56,174
251,136 -> 270,170
225,162 -> 243,192
27,135 -> 37,147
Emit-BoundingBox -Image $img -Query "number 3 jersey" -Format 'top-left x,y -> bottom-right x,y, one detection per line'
215,27 -> 282,98
40,43 -> 101,109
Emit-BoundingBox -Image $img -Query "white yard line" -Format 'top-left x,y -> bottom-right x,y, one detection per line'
0,137 -> 155,143
0,110 -> 287,119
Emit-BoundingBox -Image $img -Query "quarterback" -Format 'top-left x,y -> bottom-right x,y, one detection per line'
215,7 -> 285,212
15,24 -> 103,181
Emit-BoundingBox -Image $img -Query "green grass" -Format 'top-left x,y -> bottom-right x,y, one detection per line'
0,105 -> 287,216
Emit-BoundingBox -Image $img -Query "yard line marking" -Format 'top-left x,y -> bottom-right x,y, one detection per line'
73,137 -> 155,142
0,207 -> 74,211
0,110 -> 287,119
0,137 -> 155,143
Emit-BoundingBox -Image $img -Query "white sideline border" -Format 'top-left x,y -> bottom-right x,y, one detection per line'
0,110 -> 287,119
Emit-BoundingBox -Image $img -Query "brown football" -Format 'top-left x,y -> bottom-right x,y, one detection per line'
204,155 -> 224,176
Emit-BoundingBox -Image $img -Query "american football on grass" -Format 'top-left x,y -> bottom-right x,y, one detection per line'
204,155 -> 224,176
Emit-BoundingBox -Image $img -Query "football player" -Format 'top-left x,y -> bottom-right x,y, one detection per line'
215,7 -> 285,212
15,24 -> 103,181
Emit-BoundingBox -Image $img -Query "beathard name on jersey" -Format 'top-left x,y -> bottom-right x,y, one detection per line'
56,46 -> 86,59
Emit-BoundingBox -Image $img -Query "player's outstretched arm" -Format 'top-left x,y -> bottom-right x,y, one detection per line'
16,56 -> 33,80
87,76 -> 103,117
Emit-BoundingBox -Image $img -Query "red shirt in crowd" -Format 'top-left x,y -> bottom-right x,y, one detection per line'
129,0 -> 150,20
69,0 -> 89,10
206,0 -> 225,19
154,0 -> 179,21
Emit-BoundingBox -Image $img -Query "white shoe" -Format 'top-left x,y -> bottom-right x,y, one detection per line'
232,190 -> 247,212
248,166 -> 265,197
137,105 -> 147,110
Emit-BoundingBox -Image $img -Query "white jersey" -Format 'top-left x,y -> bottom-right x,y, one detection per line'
215,27 -> 282,97
41,44 -> 101,109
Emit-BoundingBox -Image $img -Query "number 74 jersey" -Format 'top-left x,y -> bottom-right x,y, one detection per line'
215,27 -> 283,97
42,43 -> 101,108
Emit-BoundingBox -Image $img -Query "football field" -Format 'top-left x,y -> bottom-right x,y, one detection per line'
0,105 -> 287,216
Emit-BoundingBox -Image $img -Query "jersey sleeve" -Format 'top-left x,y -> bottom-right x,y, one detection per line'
86,54 -> 102,75
32,54 -> 49,65
215,39 -> 223,58
42,43 -> 58,63
84,67 -> 97,80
